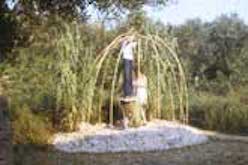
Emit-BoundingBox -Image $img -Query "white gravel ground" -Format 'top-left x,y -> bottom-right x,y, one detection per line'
53,120 -> 208,153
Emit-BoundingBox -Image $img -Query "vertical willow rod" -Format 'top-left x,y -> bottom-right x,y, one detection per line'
110,51 -> 122,125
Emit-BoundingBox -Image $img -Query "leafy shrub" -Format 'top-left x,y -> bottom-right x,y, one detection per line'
4,19 -> 101,132
189,87 -> 248,134
11,105 -> 53,145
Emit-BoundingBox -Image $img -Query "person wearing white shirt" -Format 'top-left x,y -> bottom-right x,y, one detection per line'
120,36 -> 136,129
133,69 -> 148,123
121,36 -> 137,98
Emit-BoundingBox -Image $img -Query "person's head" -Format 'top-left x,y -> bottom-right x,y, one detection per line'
124,35 -> 134,43
129,35 -> 135,42
122,35 -> 135,46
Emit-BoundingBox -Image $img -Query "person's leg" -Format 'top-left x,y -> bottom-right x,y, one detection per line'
122,59 -> 134,128
123,59 -> 133,97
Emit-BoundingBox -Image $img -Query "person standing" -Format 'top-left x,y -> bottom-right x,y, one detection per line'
119,36 -> 137,129
121,36 -> 137,99
133,69 -> 148,123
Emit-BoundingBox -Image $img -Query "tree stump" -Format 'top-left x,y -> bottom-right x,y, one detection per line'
120,100 -> 146,127
0,96 -> 12,165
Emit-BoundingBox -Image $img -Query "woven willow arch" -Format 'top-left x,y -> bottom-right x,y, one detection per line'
88,31 -> 188,125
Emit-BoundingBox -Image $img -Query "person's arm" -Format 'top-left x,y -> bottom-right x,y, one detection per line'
133,78 -> 138,95
137,75 -> 147,88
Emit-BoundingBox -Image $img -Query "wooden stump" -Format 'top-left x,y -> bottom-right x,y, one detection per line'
0,96 -> 12,165
120,100 -> 146,127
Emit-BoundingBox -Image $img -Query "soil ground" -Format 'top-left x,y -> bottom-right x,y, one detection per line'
14,139 -> 248,165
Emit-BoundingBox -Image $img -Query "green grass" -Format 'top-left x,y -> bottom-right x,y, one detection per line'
189,86 -> 248,134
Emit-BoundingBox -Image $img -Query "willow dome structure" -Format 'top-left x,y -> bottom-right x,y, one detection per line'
89,30 -> 188,125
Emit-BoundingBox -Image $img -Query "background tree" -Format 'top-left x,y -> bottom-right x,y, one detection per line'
0,0 -> 168,61
173,14 -> 248,82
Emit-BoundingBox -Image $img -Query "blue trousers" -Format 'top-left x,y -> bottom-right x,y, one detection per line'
123,59 -> 133,96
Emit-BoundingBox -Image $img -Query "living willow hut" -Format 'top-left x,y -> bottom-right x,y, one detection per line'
90,30 -> 188,127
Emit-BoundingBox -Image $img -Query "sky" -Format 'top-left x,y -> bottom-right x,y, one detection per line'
145,0 -> 248,25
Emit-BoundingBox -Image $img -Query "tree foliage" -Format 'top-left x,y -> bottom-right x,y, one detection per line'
0,0 -> 168,61
11,0 -> 167,19
173,14 -> 248,84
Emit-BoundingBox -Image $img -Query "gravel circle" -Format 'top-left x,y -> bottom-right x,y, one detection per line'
53,120 -> 208,153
